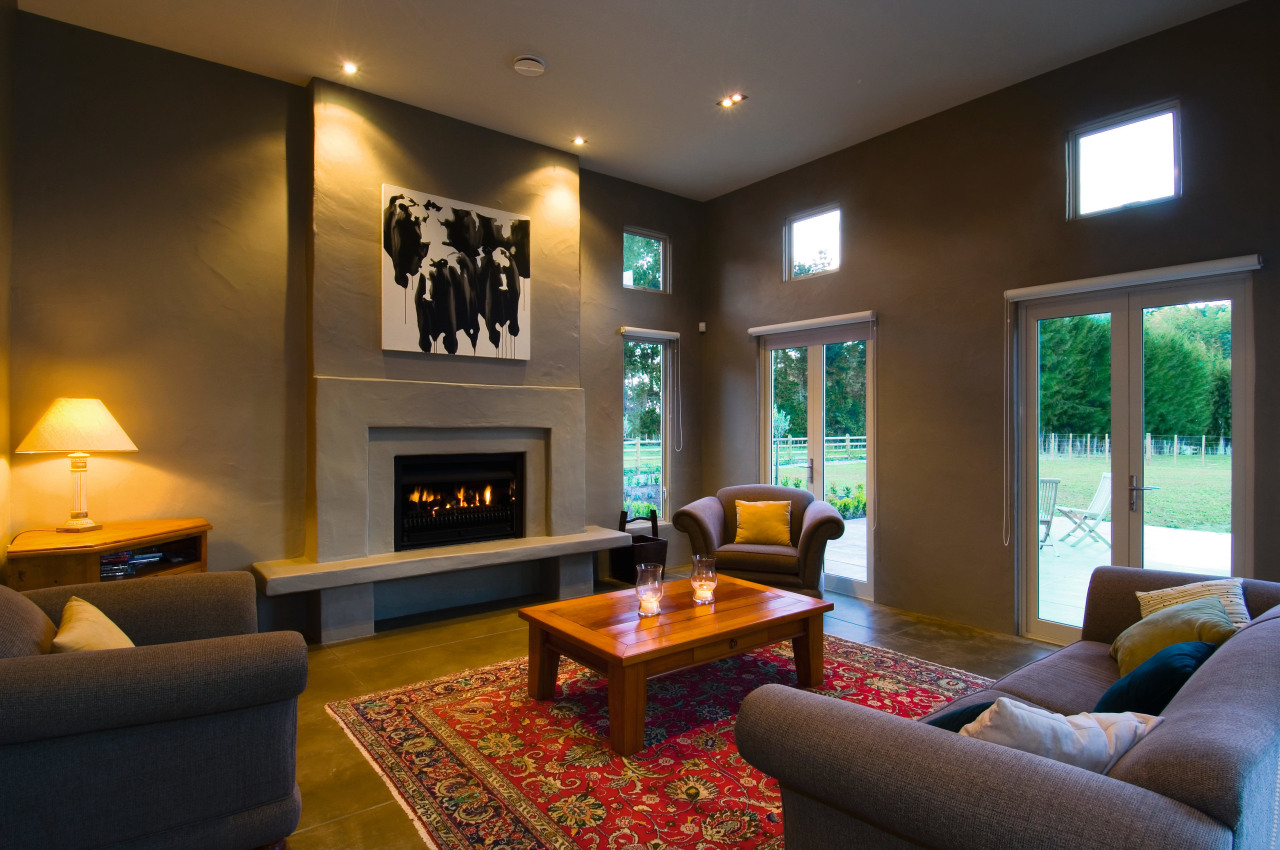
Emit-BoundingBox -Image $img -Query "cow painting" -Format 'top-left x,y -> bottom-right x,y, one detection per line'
381,185 -> 531,359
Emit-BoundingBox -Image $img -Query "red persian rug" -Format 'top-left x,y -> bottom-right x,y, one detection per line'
327,635 -> 991,849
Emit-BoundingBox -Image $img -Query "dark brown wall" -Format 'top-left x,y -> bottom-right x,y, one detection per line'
580,170 -> 705,563
702,0 -> 1280,631
0,0 -> 12,573
10,16 -> 308,570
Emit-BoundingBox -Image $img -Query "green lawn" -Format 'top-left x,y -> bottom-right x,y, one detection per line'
1039,454 -> 1230,532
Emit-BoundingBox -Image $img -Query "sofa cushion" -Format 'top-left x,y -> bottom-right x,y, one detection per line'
714,543 -> 800,575
51,596 -> 136,653
1093,640 -> 1217,715
734,500 -> 792,546
1111,596 -> 1236,676
1136,578 -> 1250,627
994,640 -> 1119,716
0,585 -> 57,658
1109,610 -> 1280,838
959,697 -> 1162,773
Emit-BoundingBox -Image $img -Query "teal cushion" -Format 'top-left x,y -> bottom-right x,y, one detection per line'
1094,641 -> 1217,715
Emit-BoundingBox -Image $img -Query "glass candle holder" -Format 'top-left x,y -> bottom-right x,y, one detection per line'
691,555 -> 717,604
636,563 -> 664,616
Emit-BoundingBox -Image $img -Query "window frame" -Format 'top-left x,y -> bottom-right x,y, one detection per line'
784,203 -> 842,282
1068,100 -> 1182,220
622,227 -> 671,294
621,331 -> 676,518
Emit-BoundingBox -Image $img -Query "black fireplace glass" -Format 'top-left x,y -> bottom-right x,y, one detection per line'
394,453 -> 524,551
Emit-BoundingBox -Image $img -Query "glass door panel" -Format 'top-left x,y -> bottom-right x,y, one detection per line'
769,347 -> 809,489
1035,313 -> 1114,630
822,341 -> 868,586
1138,301 -> 1233,576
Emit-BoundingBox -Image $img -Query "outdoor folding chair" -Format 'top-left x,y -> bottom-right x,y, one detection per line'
1057,473 -> 1112,547
1038,478 -> 1060,555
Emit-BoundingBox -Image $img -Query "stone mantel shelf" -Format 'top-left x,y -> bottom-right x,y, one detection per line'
252,525 -> 631,597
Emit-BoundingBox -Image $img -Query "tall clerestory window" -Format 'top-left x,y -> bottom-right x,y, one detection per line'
785,206 -> 841,280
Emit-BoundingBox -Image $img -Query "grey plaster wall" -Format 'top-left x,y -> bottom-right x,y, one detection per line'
0,0 -> 12,575
310,79 -> 581,388
701,0 -> 1280,632
580,170 -> 705,568
9,16 -> 308,570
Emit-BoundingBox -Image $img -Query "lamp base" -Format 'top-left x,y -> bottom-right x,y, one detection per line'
57,516 -> 103,533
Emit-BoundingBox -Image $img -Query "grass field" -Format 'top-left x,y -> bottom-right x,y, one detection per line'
1039,454 -> 1230,532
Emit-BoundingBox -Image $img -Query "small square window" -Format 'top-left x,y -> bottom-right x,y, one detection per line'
1071,104 -> 1179,218
623,229 -> 668,291
786,207 -> 840,280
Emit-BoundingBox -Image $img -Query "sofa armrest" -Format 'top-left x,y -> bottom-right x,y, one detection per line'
797,498 -> 844,582
672,496 -> 725,555
737,684 -> 1230,850
0,630 -> 308,745
23,571 -> 259,645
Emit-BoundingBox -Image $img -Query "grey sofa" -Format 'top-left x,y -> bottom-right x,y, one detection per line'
737,566 -> 1280,849
672,484 -> 845,597
0,571 -> 308,850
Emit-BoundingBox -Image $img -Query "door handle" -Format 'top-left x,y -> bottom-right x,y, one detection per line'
1128,475 -> 1159,512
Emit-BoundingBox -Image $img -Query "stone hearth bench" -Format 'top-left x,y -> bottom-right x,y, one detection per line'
251,526 -> 632,643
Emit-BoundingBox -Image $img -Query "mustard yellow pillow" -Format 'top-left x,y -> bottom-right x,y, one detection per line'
51,596 -> 135,653
1110,596 -> 1235,677
734,500 -> 792,546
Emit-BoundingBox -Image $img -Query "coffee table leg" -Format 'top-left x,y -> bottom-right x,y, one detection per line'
608,662 -> 647,756
528,624 -> 560,700
792,613 -> 825,689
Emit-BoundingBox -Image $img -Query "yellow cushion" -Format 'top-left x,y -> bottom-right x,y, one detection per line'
51,596 -> 135,653
734,500 -> 792,546
1110,596 -> 1236,677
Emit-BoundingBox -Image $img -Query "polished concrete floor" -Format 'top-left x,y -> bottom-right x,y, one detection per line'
286,580 -> 1057,849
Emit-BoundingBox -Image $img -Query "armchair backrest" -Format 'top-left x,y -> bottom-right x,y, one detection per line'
716,485 -> 815,547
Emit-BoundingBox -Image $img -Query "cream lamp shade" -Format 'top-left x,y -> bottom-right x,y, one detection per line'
16,398 -> 138,532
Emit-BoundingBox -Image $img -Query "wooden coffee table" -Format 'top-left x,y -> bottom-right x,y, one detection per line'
518,574 -> 834,756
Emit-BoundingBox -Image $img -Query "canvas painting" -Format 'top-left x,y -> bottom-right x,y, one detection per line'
381,184 -> 531,359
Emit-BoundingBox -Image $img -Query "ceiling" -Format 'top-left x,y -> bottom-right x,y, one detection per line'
20,0 -> 1243,201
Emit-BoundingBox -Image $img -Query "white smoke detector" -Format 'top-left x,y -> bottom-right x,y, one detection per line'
513,55 -> 546,77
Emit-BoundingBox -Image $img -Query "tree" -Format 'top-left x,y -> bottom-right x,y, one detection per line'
1143,329 -> 1209,435
770,348 -> 807,437
1039,315 -> 1110,435
623,233 -> 662,290
824,341 -> 866,436
623,341 -> 663,439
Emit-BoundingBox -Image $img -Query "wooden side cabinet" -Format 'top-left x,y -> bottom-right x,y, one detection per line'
5,518 -> 211,592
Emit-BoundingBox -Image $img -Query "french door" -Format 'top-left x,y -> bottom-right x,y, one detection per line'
760,325 -> 875,599
1020,275 -> 1251,644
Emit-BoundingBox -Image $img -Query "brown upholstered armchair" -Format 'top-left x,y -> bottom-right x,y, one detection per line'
0,571 -> 307,850
672,484 -> 845,597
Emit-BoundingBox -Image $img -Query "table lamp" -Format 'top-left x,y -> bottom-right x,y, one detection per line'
15,398 -> 138,532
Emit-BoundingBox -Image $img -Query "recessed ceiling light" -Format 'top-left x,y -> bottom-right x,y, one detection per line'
719,92 -> 747,108
342,61 -> 358,75
572,136 -> 586,146
513,55 -> 546,77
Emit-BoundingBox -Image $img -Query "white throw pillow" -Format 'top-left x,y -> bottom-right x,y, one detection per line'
1136,578 -> 1251,627
958,697 -> 1161,774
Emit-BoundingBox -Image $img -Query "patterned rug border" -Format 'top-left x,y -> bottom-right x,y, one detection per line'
328,635 -> 992,708
325,635 -> 994,849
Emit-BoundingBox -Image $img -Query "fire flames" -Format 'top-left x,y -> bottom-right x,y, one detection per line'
406,484 -> 494,515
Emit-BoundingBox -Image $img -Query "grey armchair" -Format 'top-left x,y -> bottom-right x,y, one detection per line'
0,571 -> 308,850
672,484 -> 845,597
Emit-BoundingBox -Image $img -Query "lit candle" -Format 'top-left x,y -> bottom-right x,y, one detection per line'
639,595 -> 661,616
693,585 -> 714,603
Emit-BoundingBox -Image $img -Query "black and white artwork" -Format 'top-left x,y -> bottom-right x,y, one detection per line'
381,184 -> 531,359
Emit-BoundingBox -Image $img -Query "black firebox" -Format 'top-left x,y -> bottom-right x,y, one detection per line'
394,453 -> 524,551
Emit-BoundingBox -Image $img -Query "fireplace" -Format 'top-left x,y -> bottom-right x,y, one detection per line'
394,453 -> 525,551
